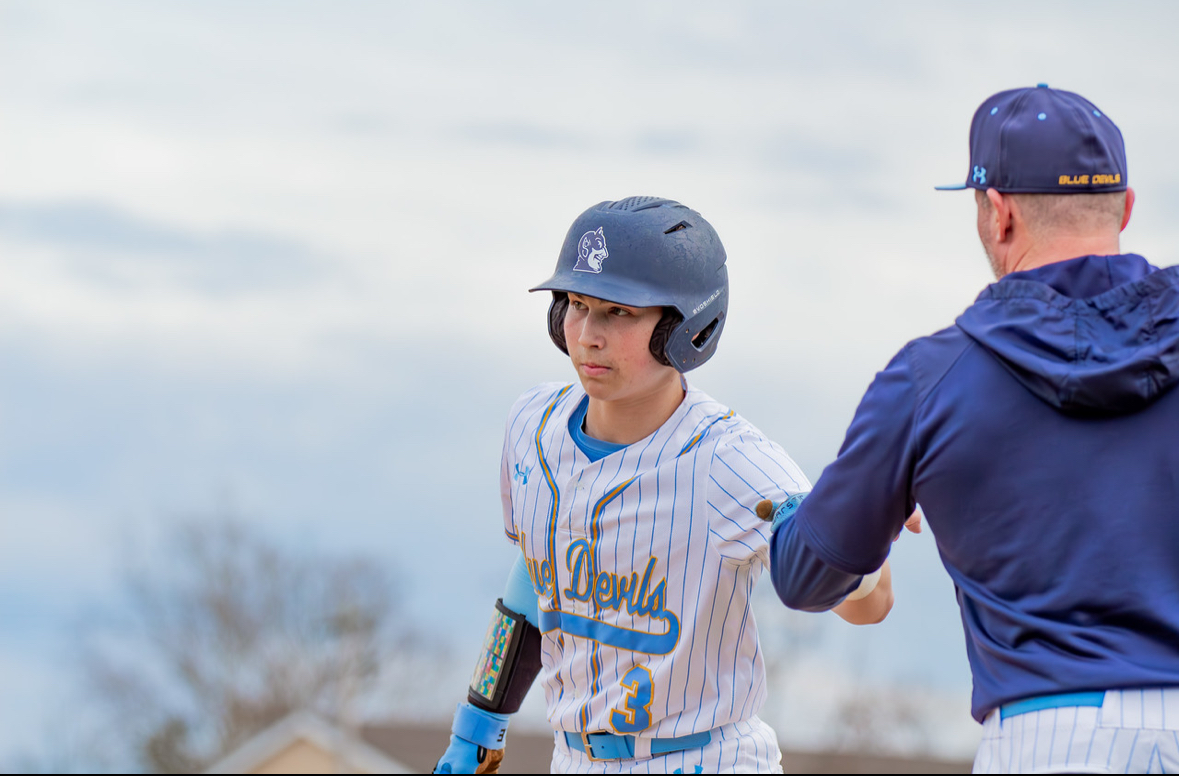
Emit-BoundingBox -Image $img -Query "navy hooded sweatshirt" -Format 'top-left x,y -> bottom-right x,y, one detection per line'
770,254 -> 1179,722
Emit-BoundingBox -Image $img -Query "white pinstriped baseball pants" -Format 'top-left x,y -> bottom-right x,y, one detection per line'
974,688 -> 1179,773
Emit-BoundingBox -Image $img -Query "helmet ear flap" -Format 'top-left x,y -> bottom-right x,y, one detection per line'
552,298 -> 687,369
547,293 -> 570,354
649,308 -> 684,368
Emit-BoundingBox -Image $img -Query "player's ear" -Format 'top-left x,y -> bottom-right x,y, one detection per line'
985,188 -> 1012,244
1121,187 -> 1135,232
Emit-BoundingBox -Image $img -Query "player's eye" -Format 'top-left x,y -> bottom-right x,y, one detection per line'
610,307 -> 632,317
569,298 -> 587,311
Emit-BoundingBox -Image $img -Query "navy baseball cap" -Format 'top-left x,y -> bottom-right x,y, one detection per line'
936,84 -> 1127,193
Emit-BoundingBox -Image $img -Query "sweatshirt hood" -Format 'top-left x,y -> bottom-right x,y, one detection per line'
956,254 -> 1179,415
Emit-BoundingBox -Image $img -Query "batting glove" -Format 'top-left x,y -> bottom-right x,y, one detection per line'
433,703 -> 509,774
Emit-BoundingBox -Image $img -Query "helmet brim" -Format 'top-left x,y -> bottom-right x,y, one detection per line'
529,272 -> 680,311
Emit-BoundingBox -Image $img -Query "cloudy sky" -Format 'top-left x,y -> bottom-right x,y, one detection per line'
3,0 -> 1179,765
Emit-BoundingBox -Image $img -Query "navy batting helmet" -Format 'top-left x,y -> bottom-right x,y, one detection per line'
530,196 -> 729,372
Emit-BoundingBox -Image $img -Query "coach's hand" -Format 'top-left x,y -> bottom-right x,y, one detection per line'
434,735 -> 504,774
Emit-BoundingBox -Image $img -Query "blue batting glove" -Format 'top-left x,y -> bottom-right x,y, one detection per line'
433,703 -> 510,774
433,734 -> 484,774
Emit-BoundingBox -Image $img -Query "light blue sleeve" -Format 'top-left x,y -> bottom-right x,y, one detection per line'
501,553 -> 539,628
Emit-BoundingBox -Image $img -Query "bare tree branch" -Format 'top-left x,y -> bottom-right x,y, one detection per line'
55,516 -> 439,773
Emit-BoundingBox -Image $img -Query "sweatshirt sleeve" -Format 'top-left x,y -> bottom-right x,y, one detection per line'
771,348 -> 920,607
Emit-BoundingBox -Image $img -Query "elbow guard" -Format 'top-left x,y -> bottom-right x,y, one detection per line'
467,598 -> 542,714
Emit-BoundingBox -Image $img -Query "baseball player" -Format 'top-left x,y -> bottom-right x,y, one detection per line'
434,196 -> 893,774
767,85 -> 1179,773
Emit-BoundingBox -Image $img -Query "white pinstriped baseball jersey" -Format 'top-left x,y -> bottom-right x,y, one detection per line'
974,688 -> 1179,774
500,381 -> 808,772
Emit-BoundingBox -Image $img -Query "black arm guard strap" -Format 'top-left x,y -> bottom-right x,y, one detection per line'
467,598 -> 542,715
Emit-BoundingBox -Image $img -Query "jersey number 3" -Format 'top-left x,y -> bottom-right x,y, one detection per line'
610,665 -> 654,733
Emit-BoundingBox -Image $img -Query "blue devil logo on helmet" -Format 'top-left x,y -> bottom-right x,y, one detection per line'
573,227 -> 609,273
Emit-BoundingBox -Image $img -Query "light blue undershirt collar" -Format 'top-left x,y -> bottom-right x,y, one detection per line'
568,396 -> 627,462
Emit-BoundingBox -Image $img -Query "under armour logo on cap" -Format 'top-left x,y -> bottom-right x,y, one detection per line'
973,166 -> 987,185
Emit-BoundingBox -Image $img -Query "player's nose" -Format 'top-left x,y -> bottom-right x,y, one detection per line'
574,314 -> 607,349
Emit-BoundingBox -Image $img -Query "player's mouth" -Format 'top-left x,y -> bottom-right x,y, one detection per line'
579,361 -> 611,377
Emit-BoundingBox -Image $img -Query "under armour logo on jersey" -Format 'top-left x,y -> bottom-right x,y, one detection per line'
572,227 -> 608,273
973,165 -> 987,185
514,463 -> 532,484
